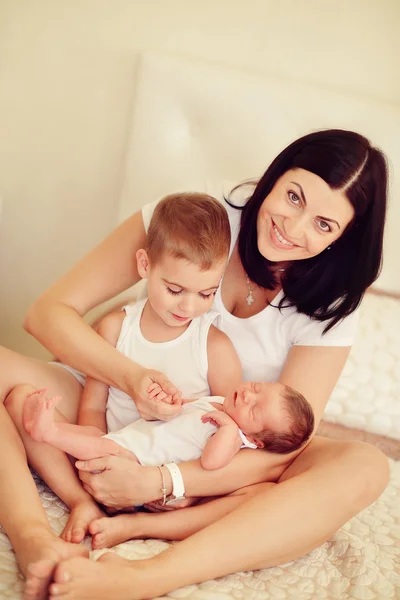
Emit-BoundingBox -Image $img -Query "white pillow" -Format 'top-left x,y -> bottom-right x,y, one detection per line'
325,293 -> 400,439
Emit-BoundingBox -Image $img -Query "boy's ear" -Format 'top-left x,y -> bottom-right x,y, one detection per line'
136,249 -> 150,279
246,435 -> 264,449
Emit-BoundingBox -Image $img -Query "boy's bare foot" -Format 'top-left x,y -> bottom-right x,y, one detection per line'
49,553 -> 158,600
22,389 -> 49,434
13,530 -> 89,600
90,513 -> 144,548
61,500 -> 105,544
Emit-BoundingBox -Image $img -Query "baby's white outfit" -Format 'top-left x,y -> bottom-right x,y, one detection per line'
106,299 -> 219,432
104,396 -> 257,466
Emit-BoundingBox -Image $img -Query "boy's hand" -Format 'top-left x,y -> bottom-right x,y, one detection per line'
130,368 -> 183,421
201,410 -> 235,429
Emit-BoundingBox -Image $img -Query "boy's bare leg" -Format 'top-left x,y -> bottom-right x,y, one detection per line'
89,483 -> 275,548
23,389 -> 123,461
6,384 -> 105,544
0,402 -> 89,600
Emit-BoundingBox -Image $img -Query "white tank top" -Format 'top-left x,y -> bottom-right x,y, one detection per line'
105,396 -> 257,465
106,299 -> 220,432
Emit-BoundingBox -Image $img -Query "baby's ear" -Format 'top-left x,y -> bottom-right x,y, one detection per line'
136,249 -> 150,278
247,435 -> 264,449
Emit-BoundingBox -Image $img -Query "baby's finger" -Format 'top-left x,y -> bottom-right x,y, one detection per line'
160,394 -> 173,404
148,385 -> 162,399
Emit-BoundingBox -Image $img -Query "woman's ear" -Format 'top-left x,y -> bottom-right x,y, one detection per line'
136,249 -> 150,279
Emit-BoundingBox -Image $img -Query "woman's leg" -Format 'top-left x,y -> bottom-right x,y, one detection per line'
0,345 -> 103,596
90,483 -> 275,548
5,384 -> 104,544
0,403 -> 89,600
48,437 -> 389,600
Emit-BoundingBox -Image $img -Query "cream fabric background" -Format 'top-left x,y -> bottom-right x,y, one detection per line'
0,0 -> 399,358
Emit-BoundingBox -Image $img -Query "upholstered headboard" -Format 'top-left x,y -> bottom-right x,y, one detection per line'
119,52 -> 400,294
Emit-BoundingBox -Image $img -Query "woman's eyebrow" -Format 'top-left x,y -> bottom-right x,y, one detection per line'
290,181 -> 341,229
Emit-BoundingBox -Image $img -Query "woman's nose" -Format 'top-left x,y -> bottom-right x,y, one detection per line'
283,215 -> 307,241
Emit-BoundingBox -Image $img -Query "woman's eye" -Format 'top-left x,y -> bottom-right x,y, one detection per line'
288,191 -> 301,205
317,220 -> 332,233
167,287 -> 183,296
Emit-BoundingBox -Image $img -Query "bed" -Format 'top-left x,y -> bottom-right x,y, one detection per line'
1,53 -> 399,598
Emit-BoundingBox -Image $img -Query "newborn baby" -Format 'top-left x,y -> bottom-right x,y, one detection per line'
24,381 -> 314,471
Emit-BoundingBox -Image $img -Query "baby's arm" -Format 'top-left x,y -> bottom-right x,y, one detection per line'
206,326 -> 243,397
200,411 -> 242,470
78,310 -> 125,432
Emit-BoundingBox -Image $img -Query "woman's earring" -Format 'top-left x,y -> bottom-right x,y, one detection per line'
327,246 -> 331,250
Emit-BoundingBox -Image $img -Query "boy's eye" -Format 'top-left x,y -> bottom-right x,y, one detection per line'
167,287 -> 183,296
199,291 -> 217,300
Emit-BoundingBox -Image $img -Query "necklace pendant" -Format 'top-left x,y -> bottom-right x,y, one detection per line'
246,291 -> 254,306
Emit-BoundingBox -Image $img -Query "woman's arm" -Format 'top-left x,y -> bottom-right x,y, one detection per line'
77,344 -> 351,508
278,345 -> 351,425
24,212 -> 145,386
24,212 -> 181,420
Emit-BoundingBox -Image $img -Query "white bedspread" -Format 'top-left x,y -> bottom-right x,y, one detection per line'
0,462 -> 399,599
1,293 -> 399,599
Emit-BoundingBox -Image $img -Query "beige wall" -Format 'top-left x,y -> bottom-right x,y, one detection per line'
0,0 -> 399,359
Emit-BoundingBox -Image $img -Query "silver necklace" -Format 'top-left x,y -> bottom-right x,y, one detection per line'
245,276 -> 255,306
245,269 -> 286,306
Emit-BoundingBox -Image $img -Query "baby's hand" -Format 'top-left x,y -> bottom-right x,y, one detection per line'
201,410 -> 235,429
147,382 -> 175,404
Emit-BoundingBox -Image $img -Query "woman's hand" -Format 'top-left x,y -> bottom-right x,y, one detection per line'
129,367 -> 183,421
76,456 -> 164,509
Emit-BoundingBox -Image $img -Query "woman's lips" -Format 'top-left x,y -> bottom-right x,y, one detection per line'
270,220 -> 298,250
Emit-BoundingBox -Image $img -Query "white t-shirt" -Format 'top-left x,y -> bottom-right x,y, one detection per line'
141,183 -> 358,382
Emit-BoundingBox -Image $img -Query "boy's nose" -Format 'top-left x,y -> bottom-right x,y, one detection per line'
178,295 -> 194,314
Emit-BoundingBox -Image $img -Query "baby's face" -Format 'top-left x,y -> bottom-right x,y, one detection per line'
223,382 -> 288,437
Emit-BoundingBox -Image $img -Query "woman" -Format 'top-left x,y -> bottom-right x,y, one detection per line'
1,130 -> 389,600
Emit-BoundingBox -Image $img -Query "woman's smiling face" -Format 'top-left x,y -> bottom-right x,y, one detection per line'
256,168 -> 355,262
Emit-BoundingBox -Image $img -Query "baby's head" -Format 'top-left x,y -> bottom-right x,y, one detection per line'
137,193 -> 231,327
224,382 -> 314,454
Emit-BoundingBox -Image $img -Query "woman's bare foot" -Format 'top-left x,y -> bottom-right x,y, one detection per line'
90,513 -> 144,549
13,530 -> 89,600
61,500 -> 105,544
49,553 -> 159,600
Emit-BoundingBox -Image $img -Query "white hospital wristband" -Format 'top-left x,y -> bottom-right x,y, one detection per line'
163,462 -> 185,505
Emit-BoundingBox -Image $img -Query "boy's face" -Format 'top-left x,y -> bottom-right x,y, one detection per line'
137,249 -> 226,327
223,382 -> 289,445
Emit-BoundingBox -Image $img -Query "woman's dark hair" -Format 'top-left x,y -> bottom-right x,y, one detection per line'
227,129 -> 388,332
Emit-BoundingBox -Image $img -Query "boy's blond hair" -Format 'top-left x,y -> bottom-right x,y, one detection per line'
147,193 -> 231,269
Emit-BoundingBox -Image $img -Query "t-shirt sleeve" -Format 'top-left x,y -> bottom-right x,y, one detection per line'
292,307 -> 360,347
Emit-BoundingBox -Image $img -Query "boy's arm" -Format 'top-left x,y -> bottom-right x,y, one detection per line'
78,309 -> 125,431
200,411 -> 242,470
207,326 -> 243,397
